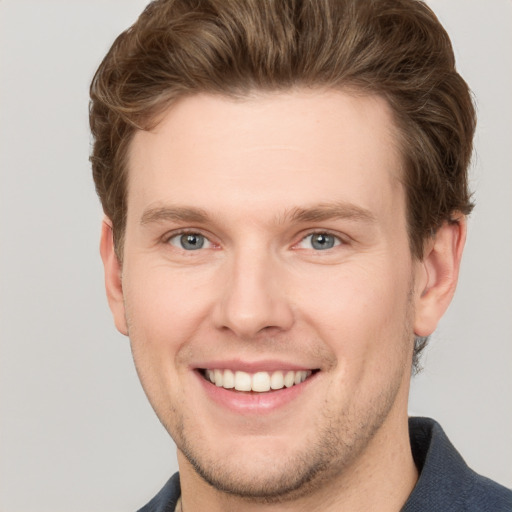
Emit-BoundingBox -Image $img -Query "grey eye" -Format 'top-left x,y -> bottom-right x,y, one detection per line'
169,233 -> 208,250
310,233 -> 336,250
298,233 -> 340,250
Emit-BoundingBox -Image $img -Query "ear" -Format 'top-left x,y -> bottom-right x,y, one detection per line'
414,216 -> 467,337
99,218 -> 128,336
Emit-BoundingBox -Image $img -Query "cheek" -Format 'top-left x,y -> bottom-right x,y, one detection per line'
297,261 -> 414,364
122,266 -> 204,413
123,263 -> 213,347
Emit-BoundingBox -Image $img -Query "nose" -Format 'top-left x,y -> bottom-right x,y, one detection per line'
213,249 -> 295,340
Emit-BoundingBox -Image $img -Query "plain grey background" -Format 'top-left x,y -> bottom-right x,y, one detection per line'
0,1 -> 511,511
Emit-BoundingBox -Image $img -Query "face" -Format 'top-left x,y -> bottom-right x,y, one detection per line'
112,90 -> 425,500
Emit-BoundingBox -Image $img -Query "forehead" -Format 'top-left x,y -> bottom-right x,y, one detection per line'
127,89 -> 405,226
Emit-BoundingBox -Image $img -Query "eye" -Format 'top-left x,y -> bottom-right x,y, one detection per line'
298,232 -> 341,251
168,232 -> 212,251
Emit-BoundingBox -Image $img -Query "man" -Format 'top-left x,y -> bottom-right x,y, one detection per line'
89,0 -> 512,510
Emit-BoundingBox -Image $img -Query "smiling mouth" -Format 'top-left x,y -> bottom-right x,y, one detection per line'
199,369 -> 318,393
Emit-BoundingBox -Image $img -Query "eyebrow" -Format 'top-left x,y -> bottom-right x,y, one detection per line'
140,206 -> 210,225
284,202 -> 376,224
140,201 -> 376,227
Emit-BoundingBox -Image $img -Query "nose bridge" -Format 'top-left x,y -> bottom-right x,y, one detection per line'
214,241 -> 294,338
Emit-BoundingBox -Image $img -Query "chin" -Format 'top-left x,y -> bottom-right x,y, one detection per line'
179,438 -> 337,502
172,411 -> 370,503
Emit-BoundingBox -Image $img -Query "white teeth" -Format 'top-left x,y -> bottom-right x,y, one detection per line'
214,369 -> 223,387
294,370 -> 308,385
205,369 -> 313,392
284,371 -> 295,388
223,369 -> 235,389
270,371 -> 284,390
252,372 -> 271,392
234,371 -> 252,391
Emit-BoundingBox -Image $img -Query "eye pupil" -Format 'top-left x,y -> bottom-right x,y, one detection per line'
311,233 -> 335,250
180,233 -> 204,250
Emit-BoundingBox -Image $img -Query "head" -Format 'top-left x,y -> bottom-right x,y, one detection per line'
91,0 -> 474,504
90,0 -> 475,368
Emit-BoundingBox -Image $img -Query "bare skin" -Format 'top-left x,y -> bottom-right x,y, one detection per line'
101,89 -> 466,511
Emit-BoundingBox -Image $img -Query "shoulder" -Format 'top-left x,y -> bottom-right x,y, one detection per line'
465,472 -> 512,511
404,417 -> 512,512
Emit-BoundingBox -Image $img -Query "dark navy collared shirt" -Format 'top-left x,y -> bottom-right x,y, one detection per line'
403,417 -> 511,511
138,417 -> 512,511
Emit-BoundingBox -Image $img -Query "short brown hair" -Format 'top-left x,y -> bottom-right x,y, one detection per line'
90,0 -> 476,365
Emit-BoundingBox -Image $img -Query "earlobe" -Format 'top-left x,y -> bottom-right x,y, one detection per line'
414,216 -> 467,337
99,218 -> 128,336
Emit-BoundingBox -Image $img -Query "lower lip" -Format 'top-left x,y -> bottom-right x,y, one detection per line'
195,370 -> 318,414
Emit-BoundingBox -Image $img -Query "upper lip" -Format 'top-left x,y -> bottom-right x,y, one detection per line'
192,359 -> 318,372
